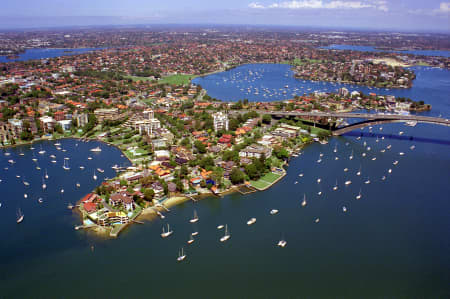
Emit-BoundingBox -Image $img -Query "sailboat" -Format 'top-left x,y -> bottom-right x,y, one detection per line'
93,171 -> 97,180
388,168 -> 392,174
220,224 -> 231,242
410,145 -> 415,150
44,169 -> 49,179
342,206 -> 347,212
16,209 -> 24,223
189,210 -> 199,223
187,234 -> 195,244
365,177 -> 371,184
177,247 -> 186,262
335,156 -> 339,160
192,231 -> 199,236
333,180 -> 338,191
42,177 -> 47,190
356,189 -> 362,200
217,225 -> 224,230
38,198 -> 43,204
393,160 -> 399,165
19,149 -> 25,156
333,144 -> 337,153
317,178 -> 321,183
38,145 -> 46,155
344,168 -> 348,172
345,180 -> 352,186
76,183 -> 81,188
356,165 -> 361,176
161,224 -> 173,238
62,160 -> 70,170
301,194 -> 307,207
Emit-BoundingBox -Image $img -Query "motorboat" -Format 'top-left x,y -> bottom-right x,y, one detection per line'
270,209 -> 279,215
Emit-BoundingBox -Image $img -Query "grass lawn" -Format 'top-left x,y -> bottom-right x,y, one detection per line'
158,74 -> 197,85
250,172 -> 282,190
125,75 -> 154,82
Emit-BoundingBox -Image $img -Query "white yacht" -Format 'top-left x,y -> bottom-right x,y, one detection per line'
344,168 -> 348,172
17,209 -> 24,223
388,168 -> 392,174
192,231 -> 199,236
90,147 -> 102,152
365,178 -> 371,184
317,178 -> 321,183
342,206 -> 347,212
247,218 -> 256,226
315,218 -> 320,223
393,160 -> 399,165
189,210 -> 199,223
187,235 -> 195,244
217,225 -> 224,230
161,224 -> 173,238
63,160 -> 70,170
301,194 -> 307,207
333,180 -> 338,191
220,224 -> 231,242
277,240 -> 287,248
177,248 -> 186,262
270,209 -> 279,215
345,180 -> 352,186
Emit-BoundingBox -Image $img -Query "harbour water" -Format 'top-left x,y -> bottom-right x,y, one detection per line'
0,48 -> 105,63
0,65 -> 449,297
321,44 -> 450,58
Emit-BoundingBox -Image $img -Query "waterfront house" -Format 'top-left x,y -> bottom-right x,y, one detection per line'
239,144 -> 272,159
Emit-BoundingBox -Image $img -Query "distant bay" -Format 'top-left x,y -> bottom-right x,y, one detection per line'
193,63 -> 450,118
321,44 -> 450,58
0,47 -> 105,63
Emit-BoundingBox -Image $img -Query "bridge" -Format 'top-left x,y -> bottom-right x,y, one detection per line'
247,110 -> 450,135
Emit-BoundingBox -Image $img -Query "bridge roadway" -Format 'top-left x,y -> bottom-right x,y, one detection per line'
231,110 -> 450,135
250,110 -> 450,125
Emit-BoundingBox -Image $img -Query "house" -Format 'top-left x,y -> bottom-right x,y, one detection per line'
76,113 -> 89,127
39,116 -> 56,133
151,182 -> 165,198
83,202 -> 97,214
239,144 -> 272,159
58,119 -> 72,131
110,192 -> 135,211
98,211 -> 129,226
213,111 -> 229,132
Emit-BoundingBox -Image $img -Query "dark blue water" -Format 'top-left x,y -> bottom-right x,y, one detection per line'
1,66 -> 449,297
0,48 -> 105,63
321,44 -> 450,57
193,64 -> 450,118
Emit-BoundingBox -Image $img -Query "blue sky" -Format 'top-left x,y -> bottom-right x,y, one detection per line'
1,0 -> 449,31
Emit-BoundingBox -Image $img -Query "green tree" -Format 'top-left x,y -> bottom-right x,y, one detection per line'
144,189 -> 155,201
230,168 -> 245,184
262,114 -> 272,124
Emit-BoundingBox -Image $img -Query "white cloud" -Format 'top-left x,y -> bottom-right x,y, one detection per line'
249,2 -> 266,9
248,0 -> 389,11
439,2 -> 450,13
